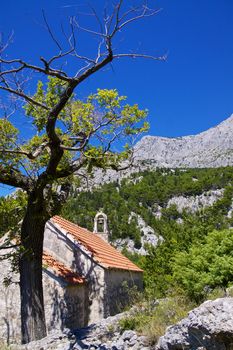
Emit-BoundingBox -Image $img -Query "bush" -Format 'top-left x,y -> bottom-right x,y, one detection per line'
172,229 -> 233,302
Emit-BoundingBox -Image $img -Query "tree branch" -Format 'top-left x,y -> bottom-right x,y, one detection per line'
45,41 -> 114,175
55,157 -> 87,179
118,6 -> 161,31
0,141 -> 49,160
0,165 -> 31,191
0,243 -> 20,250
42,9 -> 63,51
0,85 -> 49,110
0,149 -> 31,157
0,58 -> 72,82
113,53 -> 167,60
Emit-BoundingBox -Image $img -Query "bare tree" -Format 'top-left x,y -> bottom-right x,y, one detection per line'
0,1 -> 165,344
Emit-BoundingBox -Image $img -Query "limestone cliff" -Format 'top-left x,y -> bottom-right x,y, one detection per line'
88,115 -> 233,186
134,114 -> 233,168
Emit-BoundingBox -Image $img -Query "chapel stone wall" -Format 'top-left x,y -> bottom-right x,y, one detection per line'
0,257 -> 86,344
104,269 -> 143,316
44,221 -> 106,325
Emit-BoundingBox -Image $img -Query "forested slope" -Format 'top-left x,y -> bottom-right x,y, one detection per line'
1,166 -> 233,302
62,167 -> 233,301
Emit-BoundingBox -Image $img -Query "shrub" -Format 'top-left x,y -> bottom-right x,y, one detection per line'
172,229 -> 233,302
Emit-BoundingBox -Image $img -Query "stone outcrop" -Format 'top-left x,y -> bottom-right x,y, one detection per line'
156,297 -> 233,350
166,189 -> 224,213
113,188 -> 229,254
114,213 -> 163,255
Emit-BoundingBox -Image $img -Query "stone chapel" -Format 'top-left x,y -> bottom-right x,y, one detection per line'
0,212 -> 143,343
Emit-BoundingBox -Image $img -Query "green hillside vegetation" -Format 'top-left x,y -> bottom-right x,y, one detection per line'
173,229 -> 233,301
62,167 -> 233,301
1,167 -> 233,304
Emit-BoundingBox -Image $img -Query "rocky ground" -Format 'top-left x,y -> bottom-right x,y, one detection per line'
9,297 -> 233,350
10,311 -> 151,350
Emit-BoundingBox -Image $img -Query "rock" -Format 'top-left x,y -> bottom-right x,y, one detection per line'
121,330 -> 137,341
128,334 -> 138,346
167,189 -> 224,213
114,213 -> 163,255
155,297 -> 233,350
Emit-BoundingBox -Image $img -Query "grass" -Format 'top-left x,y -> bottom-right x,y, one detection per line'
0,340 -> 16,350
119,294 -> 195,345
118,285 -> 233,345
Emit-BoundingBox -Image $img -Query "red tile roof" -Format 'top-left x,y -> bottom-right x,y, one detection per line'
43,251 -> 85,284
51,216 -> 143,273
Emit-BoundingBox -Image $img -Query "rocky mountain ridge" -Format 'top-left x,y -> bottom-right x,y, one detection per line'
134,114 -> 233,168
88,115 -> 233,186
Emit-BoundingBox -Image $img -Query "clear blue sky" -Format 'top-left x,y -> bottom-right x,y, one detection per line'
0,0 -> 233,195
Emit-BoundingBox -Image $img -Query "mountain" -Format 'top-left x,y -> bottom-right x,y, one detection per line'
134,114 -> 233,168
87,115 -> 233,187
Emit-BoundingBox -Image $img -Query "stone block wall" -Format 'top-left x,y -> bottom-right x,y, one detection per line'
104,270 -> 143,316
0,259 -> 87,344
43,272 -> 88,332
0,258 -> 21,344
44,221 -> 106,325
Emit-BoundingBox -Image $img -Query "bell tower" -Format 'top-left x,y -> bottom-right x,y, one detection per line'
93,210 -> 109,242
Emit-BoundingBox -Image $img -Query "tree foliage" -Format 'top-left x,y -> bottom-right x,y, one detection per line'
1,84 -> 148,181
0,191 -> 27,236
173,229 -> 233,302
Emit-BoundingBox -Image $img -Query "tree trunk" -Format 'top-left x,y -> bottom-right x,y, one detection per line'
19,197 -> 48,344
